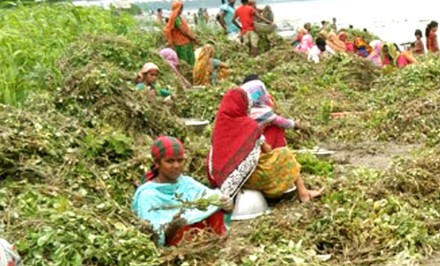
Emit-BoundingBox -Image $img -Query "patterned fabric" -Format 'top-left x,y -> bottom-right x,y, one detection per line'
209,136 -> 263,198
0,239 -> 22,266
132,175 -> 226,246
174,42 -> 195,66
163,1 -> 192,46
207,89 -> 262,189
151,136 -> 184,160
193,44 -> 215,86
244,147 -> 300,198
143,136 -> 185,184
354,37 -> 373,58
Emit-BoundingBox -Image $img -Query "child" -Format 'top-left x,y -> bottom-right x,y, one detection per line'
413,29 -> 425,55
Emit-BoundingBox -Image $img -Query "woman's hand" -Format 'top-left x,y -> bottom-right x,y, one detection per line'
220,196 -> 234,212
165,216 -> 187,243
262,141 -> 272,153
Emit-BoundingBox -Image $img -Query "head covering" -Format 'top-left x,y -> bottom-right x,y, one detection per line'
368,40 -> 382,66
380,42 -> 399,66
296,34 -> 313,52
207,89 -> 262,191
0,238 -> 22,266
142,136 -> 185,184
241,78 -> 273,108
354,37 -> 373,57
163,1 -> 192,46
338,31 -> 347,42
137,62 -> 159,80
159,48 -> 179,71
193,44 -> 215,86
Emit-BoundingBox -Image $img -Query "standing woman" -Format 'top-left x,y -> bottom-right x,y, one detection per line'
163,1 -> 198,65
426,21 -> 439,53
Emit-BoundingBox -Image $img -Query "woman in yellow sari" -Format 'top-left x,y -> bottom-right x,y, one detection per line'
193,44 -> 228,86
163,1 -> 197,65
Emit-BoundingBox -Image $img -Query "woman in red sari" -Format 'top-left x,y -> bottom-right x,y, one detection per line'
206,89 -> 323,201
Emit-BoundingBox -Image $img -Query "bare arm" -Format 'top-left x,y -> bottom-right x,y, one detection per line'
254,12 -> 273,25
232,13 -> 241,32
261,142 -> 272,153
216,11 -> 227,32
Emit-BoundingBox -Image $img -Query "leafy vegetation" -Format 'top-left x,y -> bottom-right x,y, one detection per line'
1,3 -> 440,266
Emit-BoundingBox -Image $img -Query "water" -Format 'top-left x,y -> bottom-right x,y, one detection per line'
74,0 -> 439,45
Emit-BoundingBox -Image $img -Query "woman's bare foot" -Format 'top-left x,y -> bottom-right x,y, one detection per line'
299,188 -> 324,202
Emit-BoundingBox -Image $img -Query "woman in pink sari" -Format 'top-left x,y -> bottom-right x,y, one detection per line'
296,33 -> 313,53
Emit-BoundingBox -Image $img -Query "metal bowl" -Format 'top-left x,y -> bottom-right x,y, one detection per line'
231,189 -> 270,221
179,118 -> 209,135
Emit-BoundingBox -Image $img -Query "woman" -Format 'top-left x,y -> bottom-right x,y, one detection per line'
241,74 -> 299,149
308,37 -> 335,63
425,20 -> 438,53
368,40 -> 382,67
296,33 -> 313,53
193,44 -> 228,86
163,1 -> 198,65
353,37 -> 372,58
132,136 -> 232,246
159,48 -> 192,89
135,63 -> 171,98
326,31 -> 346,52
207,89 -> 323,201
338,31 -> 354,52
381,43 -> 416,68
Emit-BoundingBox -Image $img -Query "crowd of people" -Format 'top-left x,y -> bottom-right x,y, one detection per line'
293,19 -> 438,65
132,0 -> 439,246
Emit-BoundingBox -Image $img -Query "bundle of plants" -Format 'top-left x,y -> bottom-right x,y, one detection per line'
321,53 -> 381,91
0,103 -> 85,182
56,61 -> 187,138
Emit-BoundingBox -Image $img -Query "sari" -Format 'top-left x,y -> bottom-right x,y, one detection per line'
132,175 -> 226,246
163,1 -> 195,65
354,37 -> 372,58
208,89 -> 299,198
296,34 -> 313,52
193,45 -> 228,86
338,31 -> 354,52
241,79 -> 293,148
380,42 -> 398,67
368,40 -> 382,66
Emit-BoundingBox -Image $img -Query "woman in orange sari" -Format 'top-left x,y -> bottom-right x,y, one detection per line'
193,44 -> 228,86
163,1 -> 198,65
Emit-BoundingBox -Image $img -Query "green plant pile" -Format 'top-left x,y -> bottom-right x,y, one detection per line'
1,3 -> 440,266
0,2 -> 136,105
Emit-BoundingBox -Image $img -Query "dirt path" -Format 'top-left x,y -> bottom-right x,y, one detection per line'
324,141 -> 421,170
